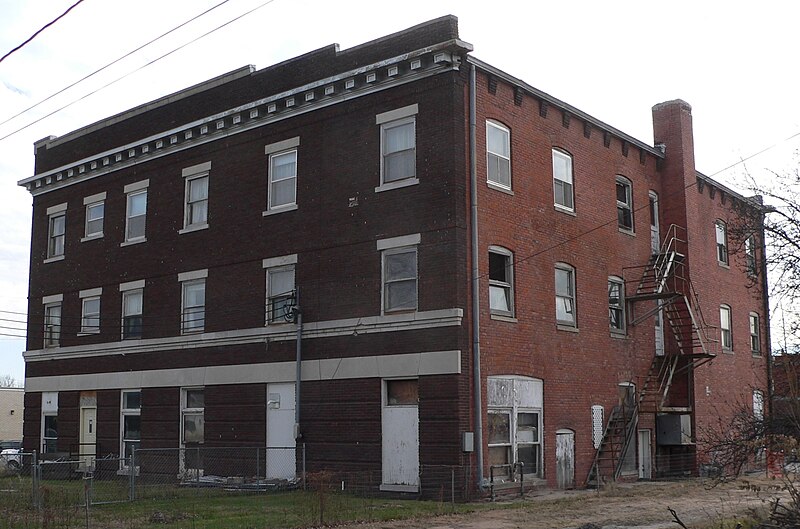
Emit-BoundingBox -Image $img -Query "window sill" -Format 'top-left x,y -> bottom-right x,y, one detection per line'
554,205 -> 576,216
375,177 -> 419,193
263,204 -> 298,217
120,238 -> 146,247
181,329 -> 205,336
557,324 -> 579,333
610,330 -> 627,339
618,228 -> 635,237
722,348 -> 734,354
81,234 -> 103,242
43,255 -> 65,264
382,308 -> 418,317
487,181 -> 514,195
77,331 -> 100,336
122,336 -> 143,341
490,314 -> 517,323
751,351 -> 762,358
717,262 -> 730,269
178,223 -> 209,235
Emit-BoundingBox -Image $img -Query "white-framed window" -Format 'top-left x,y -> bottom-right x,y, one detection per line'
608,276 -> 625,333
487,377 -> 543,479
486,121 -> 511,189
715,220 -> 728,265
181,279 -> 206,334
120,390 -> 141,464
377,234 -> 420,314
381,117 -> 416,184
43,295 -> 62,347
753,389 -> 764,421
79,288 -> 102,334
616,176 -> 633,232
121,287 -> 143,340
124,180 -> 149,243
41,392 -> 58,454
268,150 -> 297,211
555,263 -> 576,327
83,192 -> 105,239
720,304 -> 732,350
489,247 -> 514,317
46,203 -> 67,259
267,265 -> 295,323
749,312 -> 761,354
745,234 -> 757,275
183,171 -> 209,230
552,149 -> 574,211
181,388 -> 204,445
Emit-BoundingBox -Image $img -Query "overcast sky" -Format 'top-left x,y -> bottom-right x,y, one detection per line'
1,0 -> 798,383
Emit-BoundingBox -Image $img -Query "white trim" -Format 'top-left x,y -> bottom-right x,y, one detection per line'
24,350 -> 462,392
375,178 -> 419,193
264,136 -> 300,155
375,104 -> 419,125
79,287 -> 103,298
178,223 -> 209,234
376,233 -> 421,251
83,192 -> 106,205
182,161 -> 212,177
119,280 -> 145,292
42,294 -> 63,304
262,254 -> 298,269
120,238 -> 146,247
46,203 -> 68,215
123,179 -> 149,193
262,204 -> 298,216
43,255 -> 65,264
24,308 -> 463,361
178,269 -> 208,282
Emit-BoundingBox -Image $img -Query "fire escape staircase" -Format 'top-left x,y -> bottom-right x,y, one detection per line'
587,225 -> 718,487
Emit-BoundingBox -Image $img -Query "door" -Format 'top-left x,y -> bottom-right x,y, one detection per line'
649,191 -> 660,254
555,429 -> 575,489
266,382 -> 296,480
382,379 -> 419,491
638,429 -> 652,479
79,407 -> 97,470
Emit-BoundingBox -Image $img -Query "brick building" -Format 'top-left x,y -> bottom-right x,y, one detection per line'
18,16 -> 769,494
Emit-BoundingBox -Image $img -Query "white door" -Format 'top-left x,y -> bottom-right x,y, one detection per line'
649,191 -> 660,254
79,407 -> 97,470
638,429 -> 652,479
382,379 -> 419,491
555,430 -> 575,489
266,383 -> 296,480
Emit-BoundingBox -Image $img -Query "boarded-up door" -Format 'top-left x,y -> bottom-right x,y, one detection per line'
556,429 -> 574,489
79,407 -> 97,470
381,379 -> 419,491
266,383 -> 296,480
638,429 -> 652,479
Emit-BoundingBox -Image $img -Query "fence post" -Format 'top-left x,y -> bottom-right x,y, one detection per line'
302,443 -> 307,491
451,467 -> 455,506
256,447 -> 260,484
31,450 -> 39,510
129,451 -> 135,501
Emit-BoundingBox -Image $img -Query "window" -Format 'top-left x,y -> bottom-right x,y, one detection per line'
80,293 -> 101,334
268,150 -> 297,211
753,389 -> 764,421
489,247 -> 514,317
487,377 -> 543,478
122,288 -> 143,339
555,264 -> 576,327
181,388 -> 204,444
43,300 -> 62,347
720,304 -> 732,350
47,210 -> 66,259
552,149 -> 574,211
381,117 -> 416,184
181,279 -> 206,334
267,265 -> 295,323
616,176 -> 633,231
121,391 -> 141,464
715,220 -> 728,265
124,181 -> 148,242
84,200 -> 104,239
184,174 -> 209,229
386,379 -> 418,405
383,247 -> 418,312
41,392 -> 58,454
608,277 -> 625,333
745,234 -> 757,275
749,312 -> 761,354
486,121 -> 511,188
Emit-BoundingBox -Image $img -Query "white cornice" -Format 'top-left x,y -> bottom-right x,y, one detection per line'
23,308 -> 463,362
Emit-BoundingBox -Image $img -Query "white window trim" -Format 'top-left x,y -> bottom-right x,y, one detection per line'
488,246 -> 514,319
265,262 -> 296,325
378,112 -> 417,191
181,387 -> 205,446
46,203 -> 68,215
43,301 -> 62,348
552,148 -> 575,213
123,186 -> 148,244
122,289 -> 144,340
82,199 -> 105,241
42,294 -> 63,304
608,276 -> 625,334
376,233 -> 421,251
46,209 -> 66,261
79,288 -> 102,335
123,180 -> 149,194
486,120 -> 511,190
555,263 -> 577,328
720,304 -> 732,351
119,279 -> 146,292
616,176 -> 634,233
181,279 -> 206,334
180,172 -> 210,234
263,137 -> 300,216
120,390 -> 141,467
749,312 -> 761,354
177,269 -> 208,282
41,392 -> 58,454
381,245 -> 419,315
715,220 -> 729,266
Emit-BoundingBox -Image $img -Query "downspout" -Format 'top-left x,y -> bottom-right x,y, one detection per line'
294,287 -> 303,441
759,209 -> 774,416
469,62 -> 484,488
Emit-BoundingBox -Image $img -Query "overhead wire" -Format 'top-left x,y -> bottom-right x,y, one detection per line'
0,0 -> 85,64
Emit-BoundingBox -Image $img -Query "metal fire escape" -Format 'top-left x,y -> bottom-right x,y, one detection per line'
588,224 -> 718,486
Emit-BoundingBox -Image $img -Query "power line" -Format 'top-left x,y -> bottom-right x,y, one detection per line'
0,0 -> 85,64
0,0 -> 279,143
0,0 -> 233,128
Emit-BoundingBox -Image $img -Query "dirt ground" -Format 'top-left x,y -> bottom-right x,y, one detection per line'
347,476 -> 788,529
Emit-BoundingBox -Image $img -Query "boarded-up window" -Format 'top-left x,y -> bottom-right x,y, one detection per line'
387,380 -> 418,405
